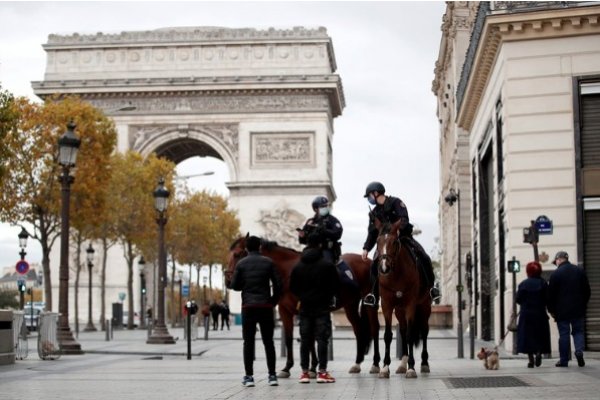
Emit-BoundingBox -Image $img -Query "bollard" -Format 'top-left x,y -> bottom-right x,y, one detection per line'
147,318 -> 152,339
110,319 -> 113,340
105,319 -> 110,341
396,324 -> 402,359
187,313 -> 192,360
203,316 -> 209,340
280,325 -> 287,357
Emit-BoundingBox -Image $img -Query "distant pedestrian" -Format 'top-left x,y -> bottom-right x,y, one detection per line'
209,301 -> 220,331
229,235 -> 282,387
516,261 -> 551,368
290,233 -> 339,383
547,251 -> 591,367
220,300 -> 230,330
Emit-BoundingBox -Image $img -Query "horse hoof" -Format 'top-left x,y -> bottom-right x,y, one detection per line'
405,369 -> 417,379
348,364 -> 361,374
378,371 -> 390,379
395,365 -> 406,374
277,371 -> 290,379
308,371 -> 317,379
420,365 -> 430,373
369,365 -> 380,374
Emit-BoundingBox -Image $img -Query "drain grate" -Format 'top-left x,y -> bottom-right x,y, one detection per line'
445,376 -> 530,389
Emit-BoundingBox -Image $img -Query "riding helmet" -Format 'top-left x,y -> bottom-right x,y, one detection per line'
364,181 -> 386,197
311,196 -> 329,211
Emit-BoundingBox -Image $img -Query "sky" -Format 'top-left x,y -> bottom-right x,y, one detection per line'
0,0 -> 447,271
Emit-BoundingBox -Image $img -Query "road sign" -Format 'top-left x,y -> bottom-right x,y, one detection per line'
535,215 -> 553,235
16,260 -> 30,275
182,285 -> 189,296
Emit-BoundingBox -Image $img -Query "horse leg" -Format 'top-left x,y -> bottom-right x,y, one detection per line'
395,309 -> 408,374
368,306 -> 381,374
378,306 -> 393,379
278,312 -> 294,378
405,311 -> 417,379
420,304 -> 431,374
345,300 -> 364,373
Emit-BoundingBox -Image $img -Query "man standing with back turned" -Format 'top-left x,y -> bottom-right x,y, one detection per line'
230,235 -> 282,387
547,251 -> 591,368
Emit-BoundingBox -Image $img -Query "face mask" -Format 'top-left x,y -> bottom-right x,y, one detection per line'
318,207 -> 330,217
367,195 -> 377,205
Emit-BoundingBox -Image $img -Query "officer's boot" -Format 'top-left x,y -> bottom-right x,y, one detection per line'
363,262 -> 379,307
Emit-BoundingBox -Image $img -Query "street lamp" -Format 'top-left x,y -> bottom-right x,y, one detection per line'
138,256 -> 147,329
18,228 -> 28,260
84,243 -> 97,332
147,178 -> 175,344
178,270 -> 184,326
57,121 -> 83,354
445,188 -> 464,359
17,228 -> 29,309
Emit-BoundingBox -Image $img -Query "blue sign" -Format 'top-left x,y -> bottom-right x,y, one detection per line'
15,260 -> 29,275
182,285 -> 189,297
535,215 -> 553,235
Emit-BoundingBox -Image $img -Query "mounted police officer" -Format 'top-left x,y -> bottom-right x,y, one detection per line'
298,196 -> 343,264
361,182 -> 435,307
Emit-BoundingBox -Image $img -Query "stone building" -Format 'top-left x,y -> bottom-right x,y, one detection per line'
434,1 -> 600,352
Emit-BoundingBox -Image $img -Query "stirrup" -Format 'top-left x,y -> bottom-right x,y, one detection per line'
363,294 -> 377,307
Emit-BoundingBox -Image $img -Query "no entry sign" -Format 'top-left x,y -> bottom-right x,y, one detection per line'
16,260 -> 30,275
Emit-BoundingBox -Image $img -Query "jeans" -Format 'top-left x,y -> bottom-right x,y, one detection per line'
556,317 -> 585,365
242,307 -> 276,376
299,310 -> 332,371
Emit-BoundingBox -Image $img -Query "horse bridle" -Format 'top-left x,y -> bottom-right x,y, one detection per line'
378,231 -> 400,275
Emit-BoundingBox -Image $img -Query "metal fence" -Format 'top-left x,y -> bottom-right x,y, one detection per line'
12,311 -> 28,360
38,312 -> 61,360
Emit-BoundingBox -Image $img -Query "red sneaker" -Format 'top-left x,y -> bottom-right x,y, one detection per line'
298,371 -> 310,383
316,371 -> 335,383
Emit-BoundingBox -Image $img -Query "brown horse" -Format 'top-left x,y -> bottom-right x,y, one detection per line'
225,234 -> 379,378
373,219 -> 432,379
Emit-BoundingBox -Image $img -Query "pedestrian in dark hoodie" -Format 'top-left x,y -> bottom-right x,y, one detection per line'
290,233 -> 339,384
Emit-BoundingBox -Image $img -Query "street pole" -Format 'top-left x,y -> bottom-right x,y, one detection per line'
512,265 -> 517,355
147,178 -> 175,344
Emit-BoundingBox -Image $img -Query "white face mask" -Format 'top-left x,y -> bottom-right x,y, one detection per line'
318,207 -> 330,217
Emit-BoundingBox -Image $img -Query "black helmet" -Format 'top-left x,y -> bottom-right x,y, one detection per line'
364,181 -> 385,197
311,196 -> 329,211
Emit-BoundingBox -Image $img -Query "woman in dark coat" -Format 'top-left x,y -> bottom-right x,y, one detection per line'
516,261 -> 552,368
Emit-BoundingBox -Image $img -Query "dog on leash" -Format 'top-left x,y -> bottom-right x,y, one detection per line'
477,347 -> 499,370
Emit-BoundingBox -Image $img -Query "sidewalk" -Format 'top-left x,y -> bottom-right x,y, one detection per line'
1,324 -> 599,400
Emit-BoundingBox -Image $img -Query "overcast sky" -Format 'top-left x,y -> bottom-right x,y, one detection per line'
0,1 -> 446,270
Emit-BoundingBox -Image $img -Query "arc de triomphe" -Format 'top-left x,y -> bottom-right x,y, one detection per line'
33,26 -> 345,247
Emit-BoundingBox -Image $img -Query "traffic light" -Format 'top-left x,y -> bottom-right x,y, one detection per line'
141,286 -> 146,295
17,280 -> 26,293
507,259 -> 521,273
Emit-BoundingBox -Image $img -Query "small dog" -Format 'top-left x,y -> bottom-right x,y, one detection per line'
477,347 -> 499,370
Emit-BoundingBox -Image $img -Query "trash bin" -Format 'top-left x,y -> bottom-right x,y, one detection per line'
38,312 -> 61,360
234,314 -> 242,325
0,310 -> 15,365
12,311 -> 28,360
112,303 -> 123,329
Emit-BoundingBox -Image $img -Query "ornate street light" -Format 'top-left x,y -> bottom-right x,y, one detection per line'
147,178 -> 175,344
57,122 -> 83,354
17,228 -> 29,309
445,188 -> 463,359
18,227 -> 29,259
138,256 -> 147,329
84,243 -> 96,332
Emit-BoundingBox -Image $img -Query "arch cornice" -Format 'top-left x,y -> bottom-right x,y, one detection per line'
457,4 -> 600,130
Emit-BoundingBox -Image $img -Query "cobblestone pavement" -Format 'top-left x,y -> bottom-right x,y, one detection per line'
1,324 -> 599,400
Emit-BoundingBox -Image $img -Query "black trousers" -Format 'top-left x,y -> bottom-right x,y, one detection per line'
242,307 -> 276,376
299,310 -> 332,371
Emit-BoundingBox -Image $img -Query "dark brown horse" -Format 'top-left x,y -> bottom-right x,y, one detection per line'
225,234 -> 379,378
373,219 -> 432,378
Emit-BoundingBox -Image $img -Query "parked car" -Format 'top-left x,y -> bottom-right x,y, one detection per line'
23,305 -> 44,331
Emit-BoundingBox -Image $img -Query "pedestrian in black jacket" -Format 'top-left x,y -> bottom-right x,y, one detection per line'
290,234 -> 339,384
516,261 -> 551,368
230,235 -> 282,387
547,251 -> 591,367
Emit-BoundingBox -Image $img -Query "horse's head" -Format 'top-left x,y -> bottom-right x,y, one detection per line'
375,219 -> 403,275
225,234 -> 249,287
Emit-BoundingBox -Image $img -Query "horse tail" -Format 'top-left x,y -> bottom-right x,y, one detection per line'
359,302 -> 372,355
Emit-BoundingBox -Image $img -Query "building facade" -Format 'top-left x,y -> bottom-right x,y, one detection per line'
434,1 -> 600,352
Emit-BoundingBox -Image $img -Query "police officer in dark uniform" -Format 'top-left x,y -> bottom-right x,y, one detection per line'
298,196 -> 343,264
361,182 -> 435,307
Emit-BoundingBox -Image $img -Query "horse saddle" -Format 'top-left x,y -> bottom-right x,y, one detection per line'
400,237 -> 434,291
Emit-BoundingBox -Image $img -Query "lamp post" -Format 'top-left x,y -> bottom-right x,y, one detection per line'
147,178 -> 175,344
57,122 -> 83,354
17,228 -> 29,309
445,188 -> 464,359
138,256 -> 147,329
84,243 -> 96,332
178,270 -> 184,326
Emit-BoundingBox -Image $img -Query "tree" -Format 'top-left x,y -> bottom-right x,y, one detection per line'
109,151 -> 175,329
0,288 -> 19,309
0,96 -> 117,310
0,85 -> 17,185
